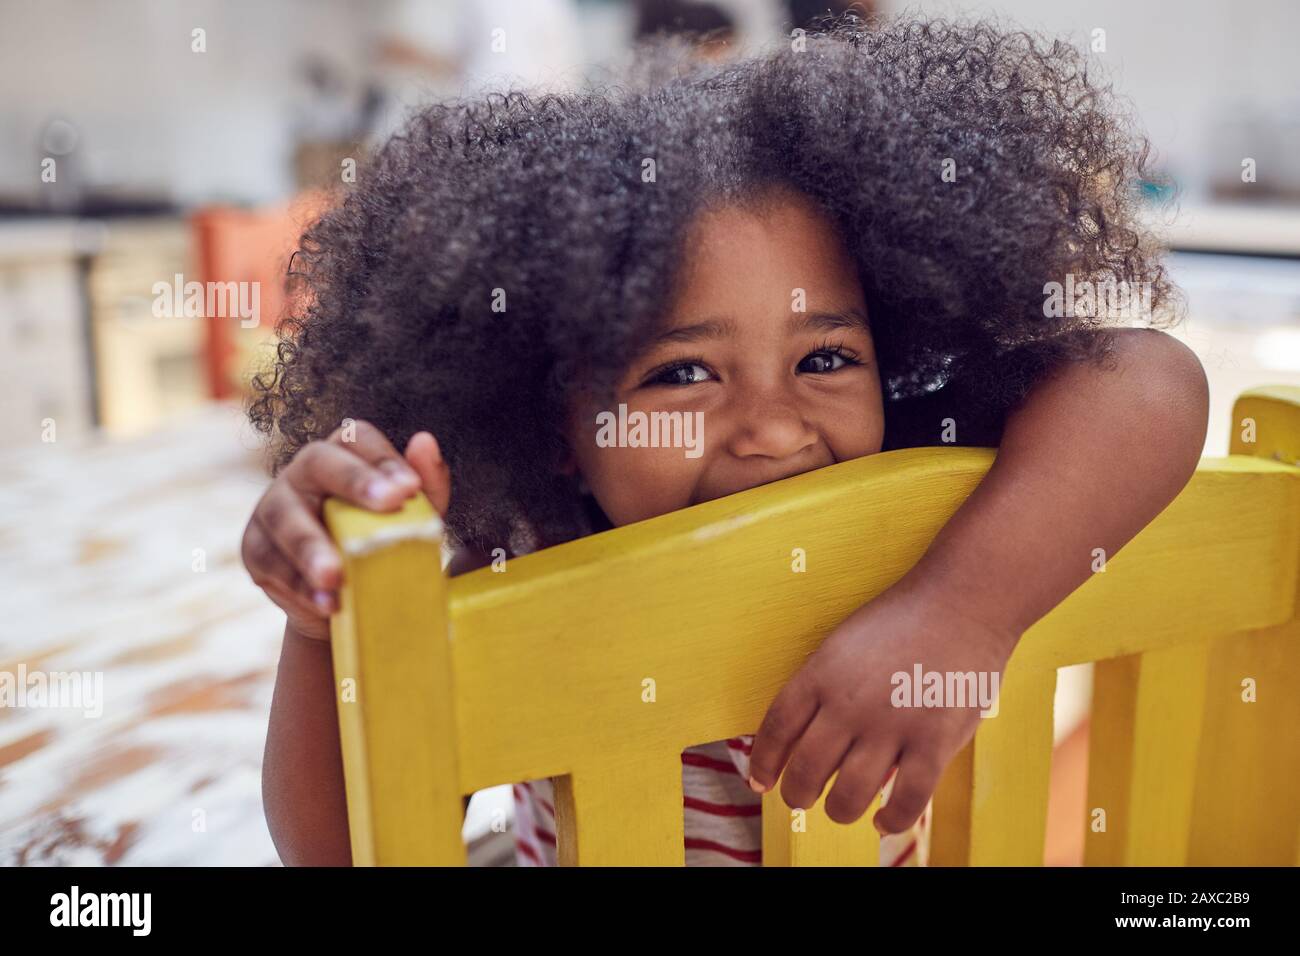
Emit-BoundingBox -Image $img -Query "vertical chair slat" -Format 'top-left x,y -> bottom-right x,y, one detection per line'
324,496 -> 465,865
928,740 -> 973,866
1186,619 -> 1300,864
1084,641 -> 1212,866
1182,384 -> 1300,864
1083,655 -> 1135,867
1229,385 -> 1300,464
552,751 -> 685,865
930,663 -> 1056,865
761,775 -> 881,866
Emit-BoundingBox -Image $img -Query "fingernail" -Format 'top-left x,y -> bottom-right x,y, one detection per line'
366,478 -> 397,502
379,460 -> 419,487
309,554 -> 336,587
427,434 -> 443,464
748,776 -> 769,794
312,589 -> 334,613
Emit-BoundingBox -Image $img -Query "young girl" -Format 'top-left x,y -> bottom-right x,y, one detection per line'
246,17 -> 1208,866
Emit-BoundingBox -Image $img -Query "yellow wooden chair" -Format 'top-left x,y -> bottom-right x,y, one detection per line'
323,386 -> 1300,866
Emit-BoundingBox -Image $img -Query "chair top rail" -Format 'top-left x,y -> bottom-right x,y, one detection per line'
394,449 -> 1296,792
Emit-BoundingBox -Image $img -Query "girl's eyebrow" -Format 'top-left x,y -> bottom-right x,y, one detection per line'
654,317 -> 735,345
793,307 -> 871,336
653,307 -> 870,345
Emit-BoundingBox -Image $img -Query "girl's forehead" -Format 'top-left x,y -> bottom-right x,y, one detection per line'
679,190 -> 856,272
671,198 -> 863,300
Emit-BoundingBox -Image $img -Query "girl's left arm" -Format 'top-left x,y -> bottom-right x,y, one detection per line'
900,326 -> 1210,641
746,327 -> 1210,833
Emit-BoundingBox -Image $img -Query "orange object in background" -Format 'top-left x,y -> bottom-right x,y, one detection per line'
191,190 -> 332,400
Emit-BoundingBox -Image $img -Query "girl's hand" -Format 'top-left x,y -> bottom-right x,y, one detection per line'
241,423 -> 452,641
745,577 -> 1021,835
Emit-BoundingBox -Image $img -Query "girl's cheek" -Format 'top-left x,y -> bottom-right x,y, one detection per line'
824,382 -> 885,457
842,407 -> 886,457
586,445 -> 705,526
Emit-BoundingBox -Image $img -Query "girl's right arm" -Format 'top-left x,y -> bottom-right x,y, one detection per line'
264,620 -> 352,865
243,421 -> 454,865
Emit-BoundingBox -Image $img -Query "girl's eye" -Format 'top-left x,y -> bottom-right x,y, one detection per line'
799,347 -> 859,374
646,362 -> 712,387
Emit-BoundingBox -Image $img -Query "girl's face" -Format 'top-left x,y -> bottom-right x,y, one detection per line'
566,187 -> 884,527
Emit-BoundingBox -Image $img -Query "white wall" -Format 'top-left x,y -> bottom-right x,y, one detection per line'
899,0 -> 1300,201
0,0 -> 375,205
2,0 -> 1297,206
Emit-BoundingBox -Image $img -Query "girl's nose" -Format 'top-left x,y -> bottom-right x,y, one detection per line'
723,389 -> 819,461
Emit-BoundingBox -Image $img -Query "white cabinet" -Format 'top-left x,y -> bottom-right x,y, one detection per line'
85,218 -> 206,437
0,221 -> 99,445
0,216 -> 209,444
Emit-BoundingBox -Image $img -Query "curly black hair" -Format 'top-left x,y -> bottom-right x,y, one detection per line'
249,14 -> 1179,555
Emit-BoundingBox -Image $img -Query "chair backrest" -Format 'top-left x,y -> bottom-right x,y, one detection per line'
324,386 -> 1300,866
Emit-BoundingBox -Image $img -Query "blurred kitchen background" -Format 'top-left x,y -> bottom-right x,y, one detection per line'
1,0 -> 1298,867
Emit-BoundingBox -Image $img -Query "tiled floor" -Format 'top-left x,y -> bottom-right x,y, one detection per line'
0,402 -> 535,865
0,403 -> 283,864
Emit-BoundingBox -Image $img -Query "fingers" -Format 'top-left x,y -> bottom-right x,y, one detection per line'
265,576 -> 332,623
285,439 -> 418,511
404,431 -> 452,515
329,419 -> 421,489
747,675 -> 819,793
822,741 -> 899,825
271,423 -> 425,590
776,710 -> 855,812
255,478 -> 347,592
242,515 -> 333,621
244,420 -> 444,637
873,749 -> 944,835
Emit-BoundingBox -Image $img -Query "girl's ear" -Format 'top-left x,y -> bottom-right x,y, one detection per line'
557,452 -> 592,496
554,443 -> 592,495
558,393 -> 589,479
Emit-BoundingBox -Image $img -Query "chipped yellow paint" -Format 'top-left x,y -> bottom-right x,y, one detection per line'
326,387 -> 1300,866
